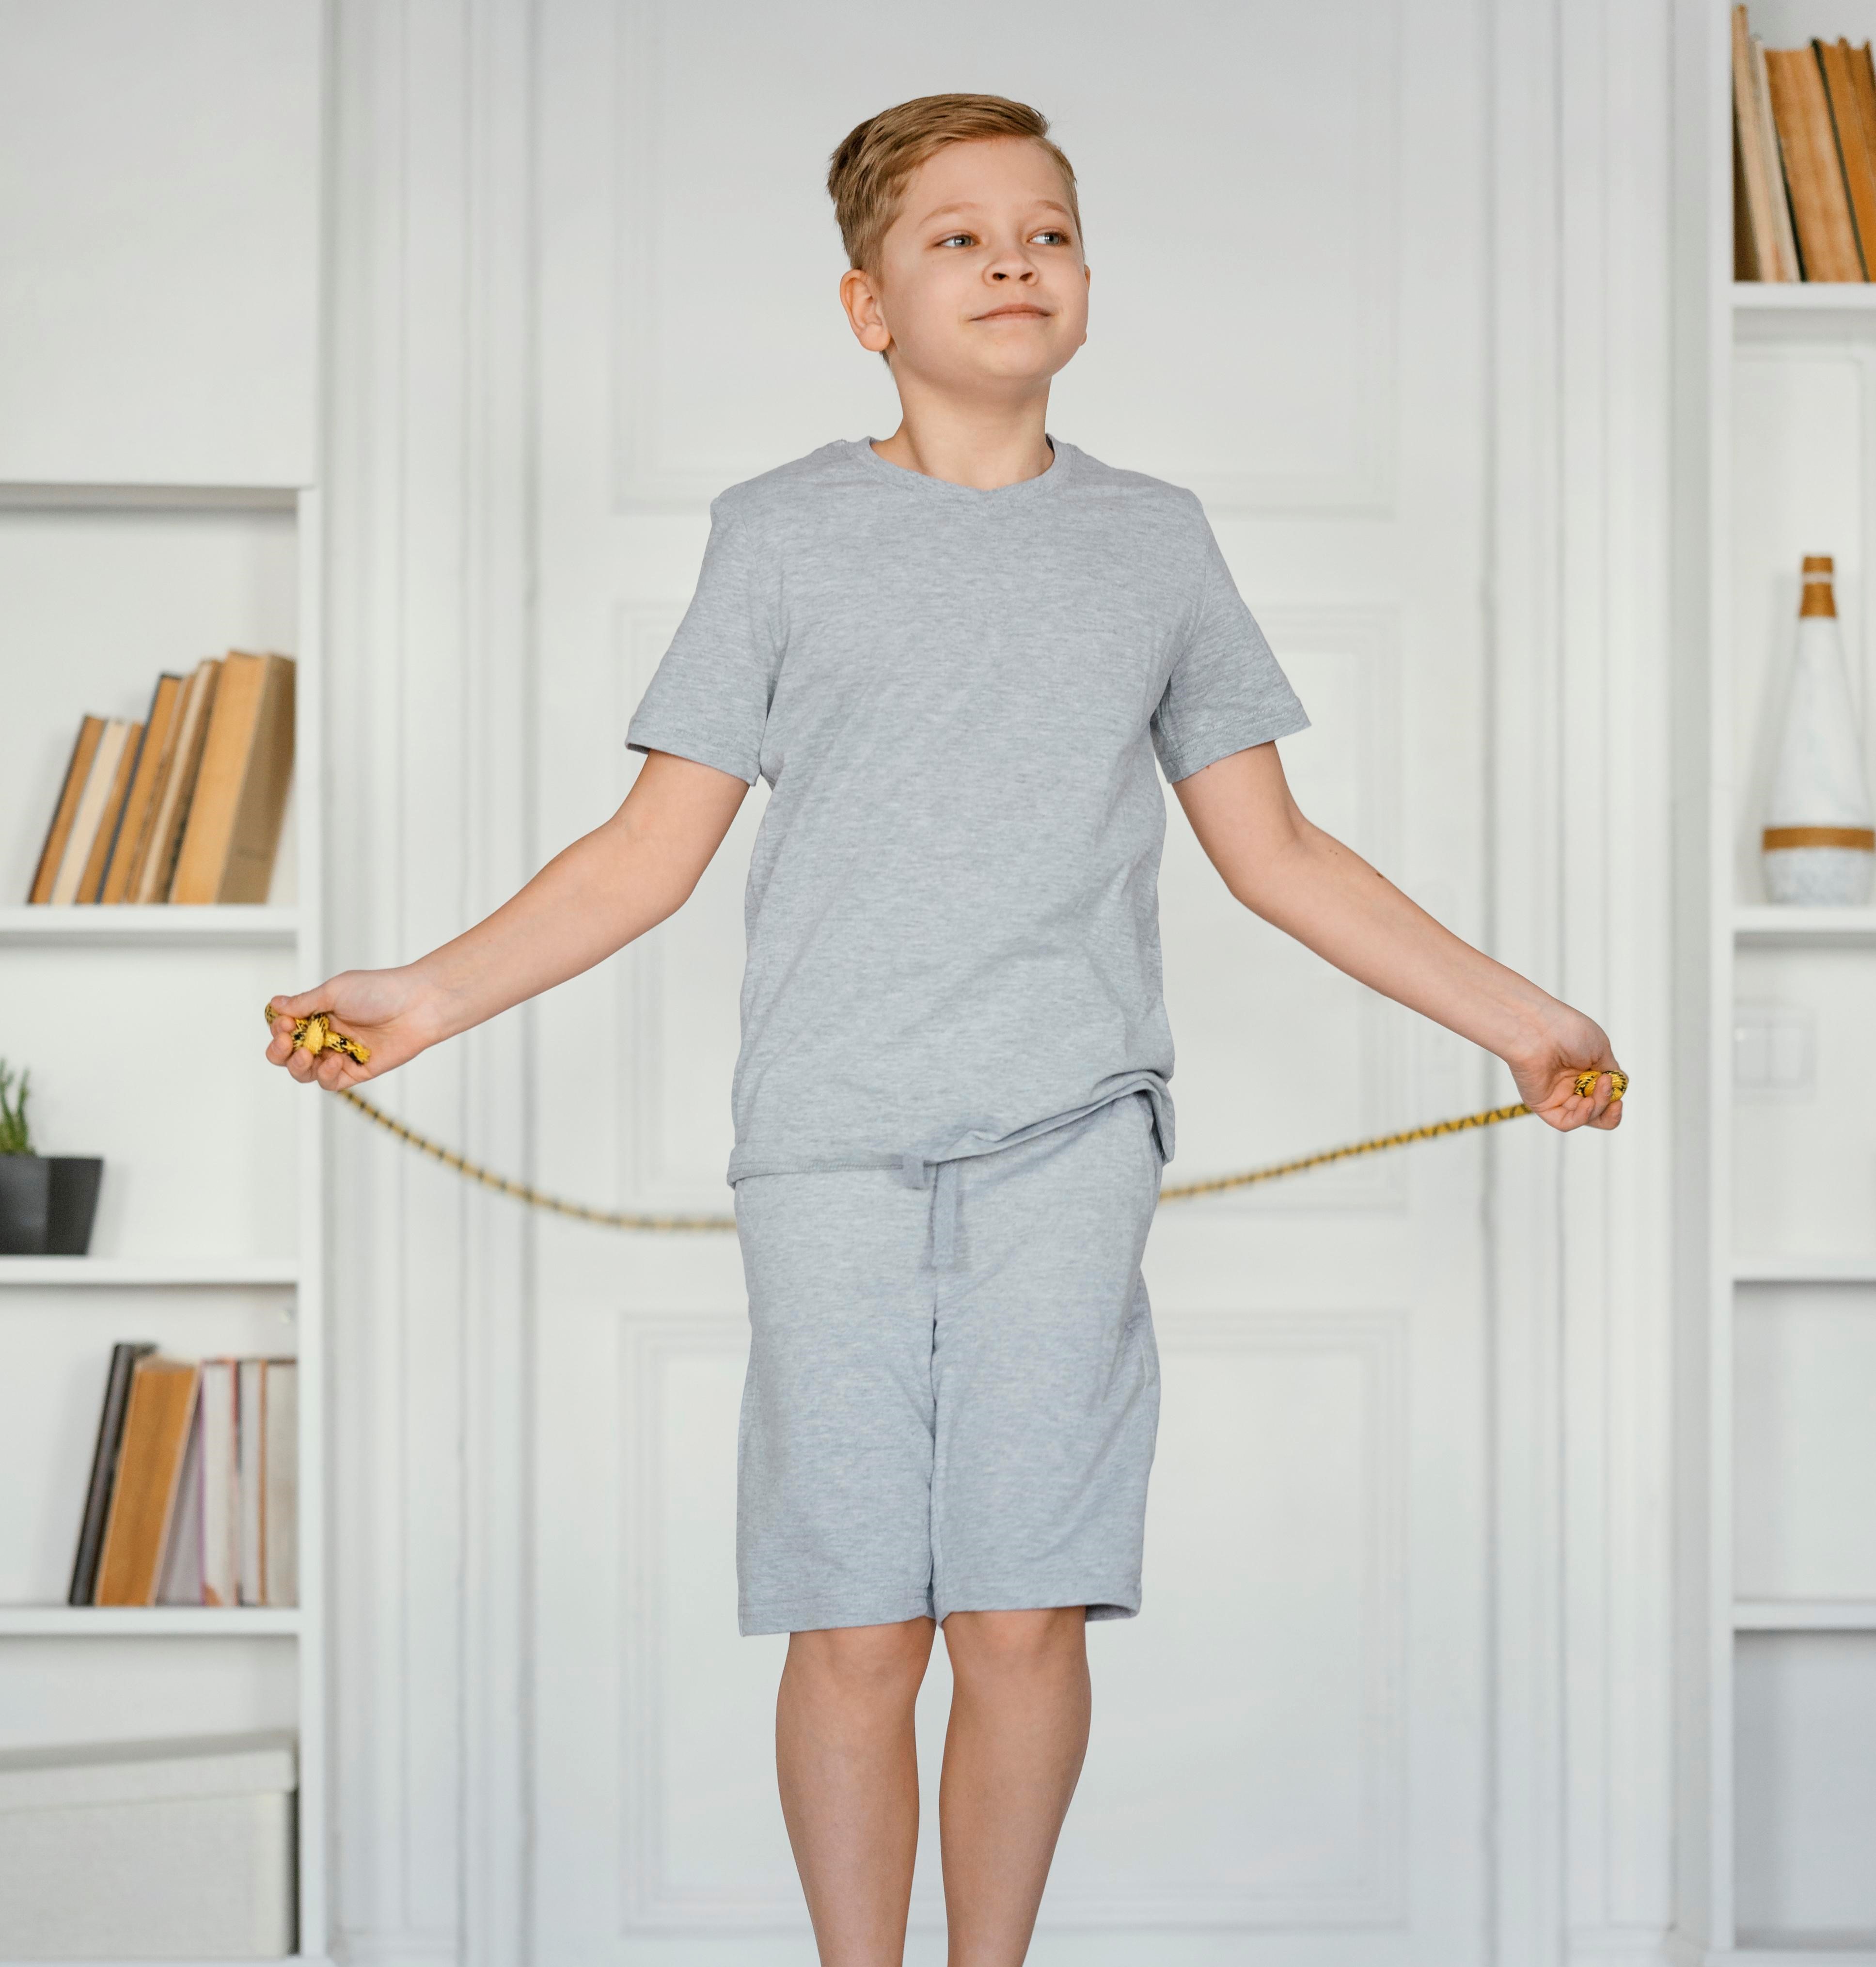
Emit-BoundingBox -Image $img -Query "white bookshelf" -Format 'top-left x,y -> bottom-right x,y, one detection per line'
0,484 -> 327,1962
1678,6 -> 1876,1957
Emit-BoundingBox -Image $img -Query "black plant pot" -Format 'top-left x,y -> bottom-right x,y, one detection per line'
0,1156 -> 103,1256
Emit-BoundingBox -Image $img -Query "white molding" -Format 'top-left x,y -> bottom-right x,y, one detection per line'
454,7 -> 537,1967
324,1 -> 536,1960
1489,2 -> 1677,1962
614,1309 -> 1408,1934
334,1934 -> 460,1967
1488,0 -> 1570,1953
1029,1309 -> 1410,1931
617,1314 -> 759,1930
1568,1928 -> 1675,1964
607,0 -> 1402,518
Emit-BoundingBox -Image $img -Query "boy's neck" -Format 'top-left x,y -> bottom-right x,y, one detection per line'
869,387 -> 1056,490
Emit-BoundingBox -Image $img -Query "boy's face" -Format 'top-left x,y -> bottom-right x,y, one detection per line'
841,136 -> 1090,392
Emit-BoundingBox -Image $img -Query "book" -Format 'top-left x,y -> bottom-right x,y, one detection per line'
199,1358 -> 238,1608
1752,34 -> 1805,281
262,1359 -> 298,1606
94,1354 -> 202,1606
171,652 -> 296,904
27,715 -> 104,904
75,718 -> 144,903
1854,46 -> 1876,220
49,719 -> 135,906
156,1387 -> 205,1605
132,656 -> 221,904
237,1357 -> 264,1605
67,1341 -> 156,1605
98,672 -> 183,905
1766,44 -> 1865,279
1734,7 -> 1788,279
1817,38 -> 1876,281
1840,45 -> 1872,268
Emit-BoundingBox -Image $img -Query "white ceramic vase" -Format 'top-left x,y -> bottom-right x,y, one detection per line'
1762,554 -> 1875,906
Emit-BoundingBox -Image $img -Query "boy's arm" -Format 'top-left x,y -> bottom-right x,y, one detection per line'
1174,741 -> 1624,1132
265,751 -> 749,1090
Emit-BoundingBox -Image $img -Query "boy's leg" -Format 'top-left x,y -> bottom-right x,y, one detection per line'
937,1608 -> 1092,1967
777,1617 -> 936,1967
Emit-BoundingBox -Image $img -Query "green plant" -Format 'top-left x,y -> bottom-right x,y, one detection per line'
0,1062 -> 32,1156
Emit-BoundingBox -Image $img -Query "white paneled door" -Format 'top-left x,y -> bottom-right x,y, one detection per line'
528,3 -> 1492,1961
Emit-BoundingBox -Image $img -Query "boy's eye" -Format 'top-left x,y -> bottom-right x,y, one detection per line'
1031,230 -> 1069,246
937,232 -> 975,248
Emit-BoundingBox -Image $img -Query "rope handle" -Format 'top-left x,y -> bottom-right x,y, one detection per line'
265,1003 -> 1625,1231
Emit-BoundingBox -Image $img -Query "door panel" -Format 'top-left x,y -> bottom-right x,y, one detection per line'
532,3 -> 1489,1959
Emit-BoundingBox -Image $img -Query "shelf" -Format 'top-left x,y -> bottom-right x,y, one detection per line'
0,481 -> 303,513
0,1606 -> 300,1636
1733,281 -> 1876,309
1733,282 -> 1876,346
1734,1600 -> 1876,1633
0,1256 -> 299,1288
1734,906 -> 1876,949
1734,1255 -> 1876,1285
0,905 -> 299,947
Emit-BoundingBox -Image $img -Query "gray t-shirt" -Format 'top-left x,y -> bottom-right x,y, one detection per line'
626,434 -> 1308,1185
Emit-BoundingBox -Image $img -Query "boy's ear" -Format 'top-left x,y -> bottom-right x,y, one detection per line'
839,265 -> 894,359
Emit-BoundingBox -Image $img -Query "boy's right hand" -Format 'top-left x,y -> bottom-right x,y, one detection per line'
264,967 -> 441,1091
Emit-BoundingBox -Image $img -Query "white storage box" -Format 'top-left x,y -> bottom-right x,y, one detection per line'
0,1731 -> 296,1960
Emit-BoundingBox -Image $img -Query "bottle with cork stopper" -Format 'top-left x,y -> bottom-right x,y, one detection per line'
1762,554 -> 1874,906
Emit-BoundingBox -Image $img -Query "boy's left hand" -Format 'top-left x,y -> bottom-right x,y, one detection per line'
1509,1008 -> 1626,1131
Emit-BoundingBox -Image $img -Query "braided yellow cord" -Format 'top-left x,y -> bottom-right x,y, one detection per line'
271,1004 -> 1624,1231
1156,1101 -> 1536,1200
335,1087 -> 740,1230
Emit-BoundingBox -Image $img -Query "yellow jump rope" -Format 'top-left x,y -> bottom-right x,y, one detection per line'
265,1004 -> 1626,1234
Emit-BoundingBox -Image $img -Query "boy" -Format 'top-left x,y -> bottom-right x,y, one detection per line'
268,93 -> 1623,1967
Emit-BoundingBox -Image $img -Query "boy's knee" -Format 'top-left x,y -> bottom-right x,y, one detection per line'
787,1617 -> 933,1700
942,1606 -> 1086,1681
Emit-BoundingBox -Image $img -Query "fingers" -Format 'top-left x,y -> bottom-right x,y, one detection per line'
266,986 -> 365,1083
1534,1063 -> 1627,1133
1576,1065 -> 1626,1131
270,1024 -> 369,1090
316,1049 -> 366,1092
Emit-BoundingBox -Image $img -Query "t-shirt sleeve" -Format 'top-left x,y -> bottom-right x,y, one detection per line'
1150,504 -> 1309,782
625,499 -> 779,785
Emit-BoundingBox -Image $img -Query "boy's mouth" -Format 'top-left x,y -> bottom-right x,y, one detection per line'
975,302 -> 1050,320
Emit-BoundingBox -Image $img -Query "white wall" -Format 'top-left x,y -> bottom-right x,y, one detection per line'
318,3 -> 1676,1964
0,0 -> 320,487
0,2 -> 1682,1961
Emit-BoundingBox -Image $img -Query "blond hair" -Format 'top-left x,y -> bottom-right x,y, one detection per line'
826,93 -> 1082,279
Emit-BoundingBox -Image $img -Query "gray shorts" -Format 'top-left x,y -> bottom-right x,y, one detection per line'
730,1091 -> 1163,1636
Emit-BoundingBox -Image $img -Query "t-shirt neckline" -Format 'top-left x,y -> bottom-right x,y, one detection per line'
851,433 -> 1072,503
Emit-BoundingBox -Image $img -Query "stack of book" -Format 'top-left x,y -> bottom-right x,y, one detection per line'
26,652 -> 296,906
1734,8 -> 1876,282
69,1343 -> 298,1609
